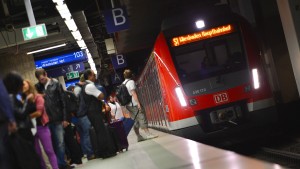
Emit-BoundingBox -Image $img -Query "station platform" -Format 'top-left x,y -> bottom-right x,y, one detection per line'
75,128 -> 286,169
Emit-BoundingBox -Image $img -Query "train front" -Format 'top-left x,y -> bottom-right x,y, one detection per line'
150,7 -> 277,139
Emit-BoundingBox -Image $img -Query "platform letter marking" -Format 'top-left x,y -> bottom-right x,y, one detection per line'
112,8 -> 126,26
114,73 -> 121,82
103,7 -> 129,33
117,55 -> 125,65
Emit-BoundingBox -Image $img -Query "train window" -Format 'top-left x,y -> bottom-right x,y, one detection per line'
175,50 -> 206,75
172,32 -> 246,85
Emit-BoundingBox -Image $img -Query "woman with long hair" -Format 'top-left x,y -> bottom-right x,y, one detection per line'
3,71 -> 41,169
22,79 -> 59,169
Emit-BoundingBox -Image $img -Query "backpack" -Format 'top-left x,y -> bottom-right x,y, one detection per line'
64,90 -> 79,114
75,84 -> 88,117
115,80 -> 132,106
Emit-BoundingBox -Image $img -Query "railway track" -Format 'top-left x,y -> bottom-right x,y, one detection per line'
251,147 -> 300,169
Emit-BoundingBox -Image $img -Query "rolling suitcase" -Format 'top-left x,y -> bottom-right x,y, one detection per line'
109,120 -> 129,151
122,110 -> 139,136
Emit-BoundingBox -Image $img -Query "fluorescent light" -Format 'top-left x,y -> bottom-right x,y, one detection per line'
53,0 -> 96,71
71,30 -> 82,40
64,19 -> 77,31
175,87 -> 187,107
56,3 -> 68,11
27,43 -> 66,55
252,68 -> 260,89
195,20 -> 205,29
52,0 -> 64,5
77,39 -> 86,48
58,9 -> 71,20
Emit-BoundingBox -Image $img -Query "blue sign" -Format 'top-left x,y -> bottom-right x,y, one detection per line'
65,79 -> 79,89
35,50 -> 87,69
46,62 -> 85,78
111,54 -> 127,69
103,7 -> 130,34
111,72 -> 123,84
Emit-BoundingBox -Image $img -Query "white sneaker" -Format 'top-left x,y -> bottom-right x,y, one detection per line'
145,133 -> 158,140
137,135 -> 146,142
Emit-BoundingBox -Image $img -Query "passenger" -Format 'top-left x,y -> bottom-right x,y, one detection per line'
3,71 -> 35,143
122,69 -> 158,142
0,77 -> 17,169
82,69 -> 117,158
34,68 -> 74,169
63,89 -> 83,167
73,75 -> 95,161
22,79 -> 59,169
3,71 -> 41,169
107,94 -> 124,121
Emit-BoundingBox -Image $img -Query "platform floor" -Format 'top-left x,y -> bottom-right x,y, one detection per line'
75,128 -> 286,169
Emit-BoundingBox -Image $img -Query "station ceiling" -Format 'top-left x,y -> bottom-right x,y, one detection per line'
0,0 -> 221,72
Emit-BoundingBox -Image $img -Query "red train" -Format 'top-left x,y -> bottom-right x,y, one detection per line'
135,6 -> 277,140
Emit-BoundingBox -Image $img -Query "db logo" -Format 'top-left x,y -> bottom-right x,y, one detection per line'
214,93 -> 229,104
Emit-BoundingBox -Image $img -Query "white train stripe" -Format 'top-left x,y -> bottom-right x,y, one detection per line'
247,98 -> 275,112
168,117 -> 199,130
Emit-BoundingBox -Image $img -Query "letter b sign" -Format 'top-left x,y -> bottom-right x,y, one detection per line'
112,54 -> 127,69
103,7 -> 130,34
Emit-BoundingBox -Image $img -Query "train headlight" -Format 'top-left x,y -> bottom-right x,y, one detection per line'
252,68 -> 260,89
175,87 -> 187,107
195,20 -> 205,29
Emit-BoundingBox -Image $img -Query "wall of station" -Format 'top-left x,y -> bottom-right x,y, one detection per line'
256,0 -> 298,103
232,0 -> 299,103
0,51 -> 37,83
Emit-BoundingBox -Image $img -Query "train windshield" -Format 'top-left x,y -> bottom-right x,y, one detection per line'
172,32 -> 246,85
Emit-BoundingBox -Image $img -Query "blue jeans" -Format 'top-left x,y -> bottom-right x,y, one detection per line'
48,122 -> 67,168
77,116 -> 94,158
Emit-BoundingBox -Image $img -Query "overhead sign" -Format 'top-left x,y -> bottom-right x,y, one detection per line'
66,71 -> 79,80
103,7 -> 129,34
46,62 -> 85,78
171,24 -> 234,47
111,72 -> 123,84
65,79 -> 79,89
111,54 -> 127,69
35,50 -> 87,69
22,23 -> 47,41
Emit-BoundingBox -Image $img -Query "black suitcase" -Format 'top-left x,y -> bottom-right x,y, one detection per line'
109,120 -> 129,152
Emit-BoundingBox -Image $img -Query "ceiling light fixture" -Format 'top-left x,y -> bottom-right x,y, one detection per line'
52,0 -> 97,74
71,30 -> 82,40
64,19 -> 77,32
195,20 -> 205,29
27,43 -> 66,55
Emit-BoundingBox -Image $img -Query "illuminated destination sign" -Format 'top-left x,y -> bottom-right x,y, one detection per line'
35,50 -> 87,69
171,24 -> 234,47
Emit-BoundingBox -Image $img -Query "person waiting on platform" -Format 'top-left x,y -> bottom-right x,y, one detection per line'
107,94 -> 124,121
73,75 -> 95,161
22,79 -> 59,169
0,76 -> 17,169
122,69 -> 158,142
82,69 -> 117,158
35,68 -> 73,169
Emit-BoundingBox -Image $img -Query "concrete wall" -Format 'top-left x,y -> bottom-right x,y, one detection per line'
250,0 -> 299,103
0,50 -> 37,83
277,0 -> 300,98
